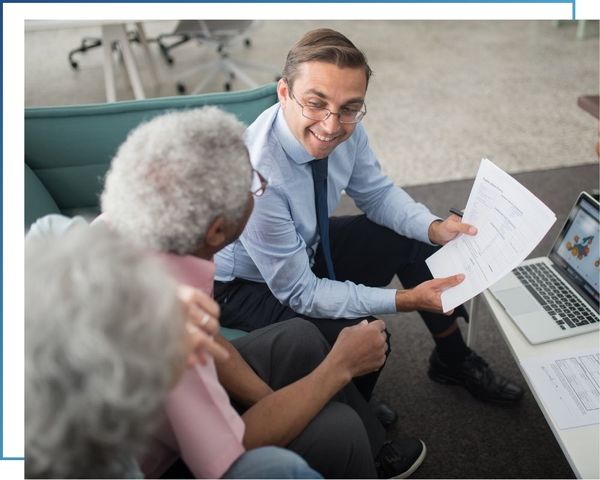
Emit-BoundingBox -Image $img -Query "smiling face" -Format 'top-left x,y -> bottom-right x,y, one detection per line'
278,61 -> 367,159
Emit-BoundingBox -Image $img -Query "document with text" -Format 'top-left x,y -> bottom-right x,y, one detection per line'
521,349 -> 599,430
426,159 -> 556,312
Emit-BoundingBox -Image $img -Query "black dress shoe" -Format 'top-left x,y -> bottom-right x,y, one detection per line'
370,397 -> 399,428
428,349 -> 524,404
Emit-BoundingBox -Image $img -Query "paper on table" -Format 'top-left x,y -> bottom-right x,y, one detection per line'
521,349 -> 599,430
426,159 -> 556,312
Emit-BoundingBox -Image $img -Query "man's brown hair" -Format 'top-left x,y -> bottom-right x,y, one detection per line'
282,28 -> 373,89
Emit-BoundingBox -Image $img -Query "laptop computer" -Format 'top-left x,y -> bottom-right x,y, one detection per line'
489,191 -> 600,344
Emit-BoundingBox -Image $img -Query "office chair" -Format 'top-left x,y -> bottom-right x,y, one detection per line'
155,20 -> 281,93
68,29 -> 140,70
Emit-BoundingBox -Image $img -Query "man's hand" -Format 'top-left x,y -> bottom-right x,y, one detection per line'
177,285 -> 230,366
428,214 -> 477,245
327,319 -> 388,382
395,274 -> 465,315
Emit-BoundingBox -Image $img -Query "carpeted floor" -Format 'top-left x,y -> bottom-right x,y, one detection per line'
331,163 -> 598,479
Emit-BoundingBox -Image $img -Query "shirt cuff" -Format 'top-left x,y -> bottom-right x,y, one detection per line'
414,212 -> 442,245
365,287 -> 398,315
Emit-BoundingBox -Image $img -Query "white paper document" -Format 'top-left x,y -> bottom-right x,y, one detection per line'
426,159 -> 556,312
521,349 -> 600,430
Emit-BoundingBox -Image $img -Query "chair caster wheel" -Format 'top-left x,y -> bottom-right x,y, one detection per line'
244,38 -> 251,48
224,82 -> 232,91
176,82 -> 187,94
70,60 -> 79,70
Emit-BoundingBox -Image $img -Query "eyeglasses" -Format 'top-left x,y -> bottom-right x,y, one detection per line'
251,169 -> 268,197
288,86 -> 367,124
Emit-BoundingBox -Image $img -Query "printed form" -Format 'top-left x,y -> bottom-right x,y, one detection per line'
521,349 -> 599,429
426,159 -> 556,312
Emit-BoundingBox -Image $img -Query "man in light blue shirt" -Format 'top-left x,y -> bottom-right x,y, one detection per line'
215,28 -> 523,412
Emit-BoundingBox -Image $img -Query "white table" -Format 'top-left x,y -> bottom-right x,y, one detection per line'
474,290 -> 599,479
26,20 -> 160,102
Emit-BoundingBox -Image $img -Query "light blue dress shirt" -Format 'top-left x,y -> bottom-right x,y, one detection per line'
215,103 -> 439,319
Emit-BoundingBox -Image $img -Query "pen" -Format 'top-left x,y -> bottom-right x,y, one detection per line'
449,207 -> 464,218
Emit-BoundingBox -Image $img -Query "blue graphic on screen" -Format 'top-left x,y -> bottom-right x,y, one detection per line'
557,207 -> 600,294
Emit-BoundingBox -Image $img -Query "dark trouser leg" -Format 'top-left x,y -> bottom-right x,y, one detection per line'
287,402 -> 377,479
232,319 -> 386,459
313,214 -> 469,336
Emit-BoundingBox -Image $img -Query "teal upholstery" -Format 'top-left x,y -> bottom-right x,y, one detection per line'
25,163 -> 61,226
24,83 -> 279,340
24,83 -> 278,225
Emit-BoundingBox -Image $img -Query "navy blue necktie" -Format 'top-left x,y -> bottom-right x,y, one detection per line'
311,157 -> 336,280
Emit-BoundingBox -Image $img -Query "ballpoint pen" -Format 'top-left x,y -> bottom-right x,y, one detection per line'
449,207 -> 464,218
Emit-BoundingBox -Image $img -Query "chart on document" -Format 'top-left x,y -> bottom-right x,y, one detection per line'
426,159 -> 556,312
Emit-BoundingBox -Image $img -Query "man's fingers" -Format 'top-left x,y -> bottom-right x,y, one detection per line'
432,273 -> 465,289
186,324 -> 230,364
189,306 -> 219,335
448,218 -> 477,236
202,338 -> 230,361
367,319 -> 386,332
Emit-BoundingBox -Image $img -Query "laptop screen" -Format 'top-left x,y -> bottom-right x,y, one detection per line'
550,193 -> 600,307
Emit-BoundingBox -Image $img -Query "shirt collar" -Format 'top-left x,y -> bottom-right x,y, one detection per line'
273,106 -> 314,165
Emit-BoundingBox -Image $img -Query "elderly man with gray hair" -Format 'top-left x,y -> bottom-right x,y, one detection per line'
100,106 -> 419,478
25,224 -> 319,479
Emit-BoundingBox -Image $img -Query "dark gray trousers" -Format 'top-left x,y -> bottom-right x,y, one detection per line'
232,319 -> 385,479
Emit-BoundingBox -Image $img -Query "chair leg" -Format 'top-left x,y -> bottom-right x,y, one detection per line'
153,33 -> 190,65
466,295 -> 479,347
68,37 -> 102,70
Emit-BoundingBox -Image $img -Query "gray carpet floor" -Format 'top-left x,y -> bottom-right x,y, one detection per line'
332,163 -> 599,479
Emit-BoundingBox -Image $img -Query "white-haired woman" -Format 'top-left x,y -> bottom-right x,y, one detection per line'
101,107 -> 390,479
25,226 -> 190,478
25,224 -> 318,479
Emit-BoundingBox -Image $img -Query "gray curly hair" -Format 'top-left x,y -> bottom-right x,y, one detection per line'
25,226 -> 187,478
101,106 -> 251,255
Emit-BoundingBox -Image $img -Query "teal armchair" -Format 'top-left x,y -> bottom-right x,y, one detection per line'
25,83 -> 278,341
25,83 -> 278,226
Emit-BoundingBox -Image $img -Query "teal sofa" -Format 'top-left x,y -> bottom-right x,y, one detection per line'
25,83 -> 278,226
25,83 -> 278,340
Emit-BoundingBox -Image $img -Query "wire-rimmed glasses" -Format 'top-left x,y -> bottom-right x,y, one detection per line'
288,86 -> 367,124
251,168 -> 268,197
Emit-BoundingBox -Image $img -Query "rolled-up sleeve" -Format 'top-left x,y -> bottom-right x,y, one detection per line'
240,185 -> 398,319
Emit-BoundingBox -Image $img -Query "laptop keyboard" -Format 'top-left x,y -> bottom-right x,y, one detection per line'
513,263 -> 599,330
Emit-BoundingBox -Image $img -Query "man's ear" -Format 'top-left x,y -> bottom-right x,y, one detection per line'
277,78 -> 289,105
204,216 -> 227,250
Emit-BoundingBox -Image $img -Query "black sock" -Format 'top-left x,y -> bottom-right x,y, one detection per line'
434,327 -> 471,364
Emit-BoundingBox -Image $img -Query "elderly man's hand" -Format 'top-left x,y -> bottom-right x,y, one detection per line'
327,319 -> 388,381
428,213 -> 477,246
177,285 -> 229,366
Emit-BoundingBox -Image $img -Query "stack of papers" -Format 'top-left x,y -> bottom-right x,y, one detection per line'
426,159 -> 556,312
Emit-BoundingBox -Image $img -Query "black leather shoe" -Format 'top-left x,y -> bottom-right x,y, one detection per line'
375,437 -> 427,478
370,397 -> 398,428
428,349 -> 524,404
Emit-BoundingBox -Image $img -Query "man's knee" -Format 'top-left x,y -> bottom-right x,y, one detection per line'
288,402 -> 376,478
233,319 -> 332,389
272,318 -> 331,371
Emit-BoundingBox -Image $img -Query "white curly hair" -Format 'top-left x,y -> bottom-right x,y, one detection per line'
101,106 -> 251,255
25,226 -> 187,478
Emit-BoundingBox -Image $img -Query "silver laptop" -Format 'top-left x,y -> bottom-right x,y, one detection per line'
490,192 -> 600,344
